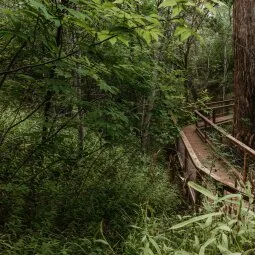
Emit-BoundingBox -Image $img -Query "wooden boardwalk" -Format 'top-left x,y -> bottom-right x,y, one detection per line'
176,101 -> 255,203
183,123 -> 236,188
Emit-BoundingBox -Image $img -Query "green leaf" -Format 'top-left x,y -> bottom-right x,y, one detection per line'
204,216 -> 212,227
217,244 -> 231,254
98,30 -> 110,41
28,0 -> 54,20
194,235 -> 200,249
221,233 -> 229,249
170,212 -> 222,230
143,242 -> 154,255
98,80 -> 118,94
211,0 -> 226,7
172,5 -> 183,18
204,3 -> 216,16
174,251 -> 192,255
149,237 -> 162,255
159,0 -> 184,8
113,0 -> 124,3
188,182 -> 218,200
109,37 -> 117,45
199,238 -> 216,255
94,239 -> 110,246
174,26 -> 193,42
184,1 -> 196,7
66,8 -> 92,22
150,31 -> 160,41
216,224 -> 232,232
142,30 -> 152,44
118,36 -> 129,46
130,225 -> 142,230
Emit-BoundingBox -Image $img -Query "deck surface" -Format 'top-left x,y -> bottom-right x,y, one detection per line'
182,122 -> 237,189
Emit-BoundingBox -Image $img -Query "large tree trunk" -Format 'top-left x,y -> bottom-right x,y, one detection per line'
233,0 -> 255,147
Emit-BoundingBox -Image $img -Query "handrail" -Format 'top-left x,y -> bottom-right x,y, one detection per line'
173,100 -> 255,204
210,104 -> 234,111
206,99 -> 234,107
195,103 -> 255,185
198,100 -> 234,124
195,110 -> 255,159
172,107 -> 250,204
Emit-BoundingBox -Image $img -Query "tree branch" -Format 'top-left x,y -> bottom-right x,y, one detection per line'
0,100 -> 47,146
0,35 -> 15,54
0,35 -> 117,76
0,41 -> 27,88
0,49 -> 79,76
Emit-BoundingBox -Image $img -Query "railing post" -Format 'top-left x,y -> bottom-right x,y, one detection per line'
243,153 -> 249,183
184,148 -> 188,172
195,112 -> 198,129
212,109 -> 216,124
218,184 -> 224,198
204,120 -> 207,141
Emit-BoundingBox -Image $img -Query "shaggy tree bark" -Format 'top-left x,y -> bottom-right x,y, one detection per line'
233,0 -> 255,147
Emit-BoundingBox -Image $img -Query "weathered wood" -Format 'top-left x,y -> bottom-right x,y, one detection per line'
206,99 -> 234,107
212,110 -> 216,124
196,127 -> 206,142
172,105 -> 253,203
179,129 -> 246,196
195,110 -> 255,159
243,153 -> 249,183
210,104 -> 234,111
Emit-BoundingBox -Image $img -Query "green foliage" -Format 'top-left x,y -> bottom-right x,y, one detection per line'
124,183 -> 255,255
0,124 -> 182,253
0,0 -> 244,254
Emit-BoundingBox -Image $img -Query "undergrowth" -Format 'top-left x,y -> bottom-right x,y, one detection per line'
0,107 -> 183,254
1,109 -> 255,254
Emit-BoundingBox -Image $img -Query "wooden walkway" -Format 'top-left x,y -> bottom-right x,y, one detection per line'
183,123 -> 235,188
176,100 -> 255,203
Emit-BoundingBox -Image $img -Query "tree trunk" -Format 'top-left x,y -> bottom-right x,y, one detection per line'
222,43 -> 227,101
76,61 -> 86,156
233,0 -> 255,147
42,1 -> 66,142
141,88 -> 156,150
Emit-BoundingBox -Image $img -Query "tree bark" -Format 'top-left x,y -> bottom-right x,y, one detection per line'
233,0 -> 255,147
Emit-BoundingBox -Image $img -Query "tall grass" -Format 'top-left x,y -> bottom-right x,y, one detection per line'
0,107 -> 182,254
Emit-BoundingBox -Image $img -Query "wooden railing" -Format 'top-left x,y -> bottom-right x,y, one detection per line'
176,99 -> 255,204
195,101 -> 255,184
206,99 -> 234,124
177,129 -> 246,204
206,99 -> 234,107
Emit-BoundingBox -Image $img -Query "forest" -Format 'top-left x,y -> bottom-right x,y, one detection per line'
1,0 -> 255,254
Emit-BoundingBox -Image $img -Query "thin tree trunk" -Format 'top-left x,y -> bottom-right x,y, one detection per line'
141,87 -> 157,150
140,2 -> 164,150
222,43 -> 227,101
42,0 -> 68,142
76,63 -> 86,156
183,37 -> 198,102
